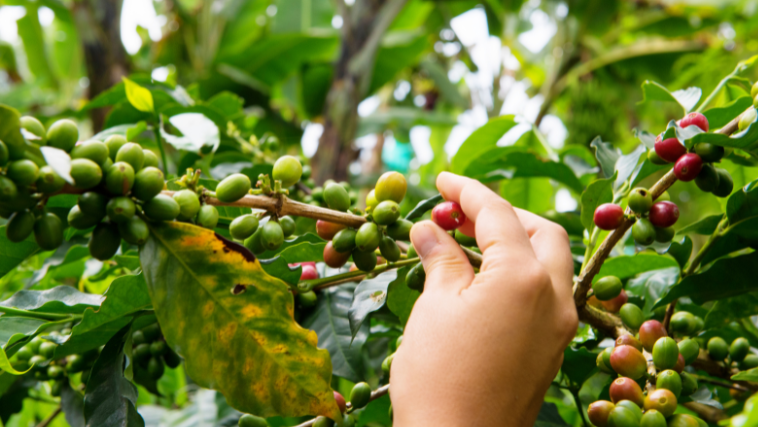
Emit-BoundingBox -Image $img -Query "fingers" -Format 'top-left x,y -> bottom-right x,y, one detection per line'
410,221 -> 475,294
436,172 -> 535,267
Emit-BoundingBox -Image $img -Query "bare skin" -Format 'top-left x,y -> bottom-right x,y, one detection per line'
390,172 -> 578,426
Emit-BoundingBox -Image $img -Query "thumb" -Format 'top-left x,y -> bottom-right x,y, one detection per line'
409,221 -> 475,294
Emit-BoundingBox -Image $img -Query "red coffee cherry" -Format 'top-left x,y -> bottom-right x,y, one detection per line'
600,289 -> 628,313
323,241 -> 351,268
673,353 -> 685,373
674,153 -> 703,182
300,264 -> 318,281
615,335 -> 643,352
316,220 -> 346,240
679,112 -> 709,132
649,201 -> 680,228
333,391 -> 346,413
594,203 -> 624,230
654,137 -> 687,162
610,345 -> 647,379
609,377 -> 644,407
588,401 -> 615,427
639,320 -> 667,351
644,388 -> 678,417
432,201 -> 466,231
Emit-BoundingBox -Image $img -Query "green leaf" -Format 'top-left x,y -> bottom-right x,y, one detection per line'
369,34 -> 427,95
596,254 -> 679,282
613,145 -> 646,189
590,137 -> 620,179
700,216 -> 758,266
259,233 -> 326,262
704,96 -> 753,129
386,266 -> 418,325
0,286 -> 102,315
726,179 -> 758,224
450,116 -> 518,175
732,368 -> 758,382
302,284 -> 368,383
678,214 -> 724,235
688,120 -> 758,149
534,402 -> 570,427
668,236 -> 693,270
140,222 -> 340,419
500,178 -> 553,213
654,251 -> 758,309
16,4 -> 54,83
56,274 -> 151,358
419,57 -> 469,109
640,81 -> 701,114
0,225 -> 39,279
61,382 -> 85,427
405,194 -> 442,221
580,173 -> 615,232
704,293 -> 758,329
629,158 -> 668,188
123,78 -> 154,113
83,324 -> 144,427
562,347 -> 597,385
469,151 -> 584,194
0,346 -> 31,375
0,317 -> 47,348
626,267 -> 680,316
348,271 -> 399,339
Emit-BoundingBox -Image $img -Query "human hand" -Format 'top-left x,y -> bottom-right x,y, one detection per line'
390,172 -> 578,426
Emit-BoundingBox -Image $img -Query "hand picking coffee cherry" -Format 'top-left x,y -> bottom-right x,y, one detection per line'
593,203 -> 624,230
648,201 -> 679,228
431,201 -> 466,230
673,153 -> 703,182
678,112 -> 709,132
654,137 -> 686,163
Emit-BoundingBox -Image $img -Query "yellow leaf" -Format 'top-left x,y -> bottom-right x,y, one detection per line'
123,77 -> 154,113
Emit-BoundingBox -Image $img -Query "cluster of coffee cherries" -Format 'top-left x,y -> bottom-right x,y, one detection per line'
8,328 -> 99,397
131,322 -> 181,381
317,172 -> 412,272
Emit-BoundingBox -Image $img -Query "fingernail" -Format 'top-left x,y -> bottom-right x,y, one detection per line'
410,222 -> 439,259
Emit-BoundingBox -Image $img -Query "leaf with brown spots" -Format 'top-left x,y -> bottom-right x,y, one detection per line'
139,221 -> 341,420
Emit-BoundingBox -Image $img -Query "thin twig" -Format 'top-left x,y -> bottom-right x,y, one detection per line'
35,406 -> 62,427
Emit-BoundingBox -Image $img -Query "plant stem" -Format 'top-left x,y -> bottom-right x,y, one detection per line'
35,406 -> 62,427
0,306 -> 80,321
308,258 -> 420,291
571,387 -> 589,427
153,115 -> 169,175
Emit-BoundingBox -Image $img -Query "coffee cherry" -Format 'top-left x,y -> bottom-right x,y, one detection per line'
230,215 -> 260,240
730,337 -> 750,362
431,201 -> 466,231
597,350 -> 614,374
648,201 -> 679,228
47,364 -> 64,379
133,167 -> 165,201
640,409 -> 666,427
316,220 -> 346,240
379,236 -> 401,262
106,197 -> 136,223
670,312 -> 694,334
46,119 -> 78,152
619,304 -> 644,330
615,335 -> 643,353
610,345 -> 647,379
654,138 -> 686,163
272,156 -> 303,187
350,382 -> 372,410
72,140 -> 110,167
70,158 -> 103,189
648,149 -> 668,165
238,414 -> 269,427
673,353 -> 685,373
147,356 -> 164,379
34,213 -> 63,250
300,264 -> 318,281
143,150 -> 159,168
628,188 -> 653,214
680,372 -> 698,396
324,183 -> 350,211
196,205 -> 219,229
653,337 -> 679,370
216,173 -> 251,203
279,216 -> 295,237
66,354 -> 86,373
36,166 -> 65,194
707,337 -> 729,360
323,241 -> 350,268
609,377 -> 644,406
352,249 -> 377,272
375,171 -> 407,203
313,416 -> 333,427
677,338 -> 699,365
115,143 -> 145,171
406,262 -> 425,292
739,107 -> 757,131
144,194 -> 180,221
639,320 -> 667,351
454,229 -> 477,247
607,406 -> 638,427
387,219 -> 413,241
741,354 -> 758,370
382,353 -> 394,374
588,401 -> 615,427
105,162 -> 135,196
593,203 -> 624,230
0,140 -> 7,167
0,176 -> 17,199
632,218 -> 656,246
20,116 -> 46,141
104,135 -> 127,160
667,414 -> 702,427
119,217 -> 150,245
615,401 -> 642,422
355,222 -> 381,252
8,160 -> 40,186
693,142 -> 724,163
593,276 -> 622,301
298,291 -> 318,307
644,389 -> 677,417
332,391 -> 347,413
695,164 -> 719,193
674,153 -> 703,182
89,223 -> 121,260
149,340 -> 166,356
679,112 -> 709,132
656,369 -> 682,398
373,200 -> 401,225
6,210 -> 35,243
600,289 -> 627,313
173,190 -> 201,221
260,221 -> 284,251
712,168 -> 734,198
15,346 -> 33,361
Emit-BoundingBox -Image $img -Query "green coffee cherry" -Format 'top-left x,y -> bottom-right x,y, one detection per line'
707,337 -> 729,361
0,140 -> 8,166
20,116 -> 46,142
653,337 -> 679,370
132,167 -> 164,201
8,160 -> 40,186
619,303 -> 644,330
46,119 -> 79,152
89,222 -> 121,260
238,414 -> 269,427
593,276 -> 622,301
260,221 -> 284,251
34,213 -> 63,250
656,191 -> 671,202
272,156 -> 302,187
365,189 -> 378,211
666,414 -> 701,427
196,205 -> 219,229
117,217 -> 148,246
693,143 -> 724,163
149,340 -> 166,356
670,312 -> 694,334
632,218 -> 656,246
105,162 -> 135,196
68,206 -> 101,230
216,173 -> 251,203
7,210 -> 35,243
147,357 -> 164,379
656,370 -> 682,398
312,416 -> 333,427
0,176 -> 17,199
15,346 -> 33,361
324,183 -> 350,211
640,409 -> 666,427
712,168 -> 733,198
375,171 -> 407,203
332,228 -> 357,253
730,337 -> 750,362
406,262 -> 425,292
39,341 -> 57,358
47,365 -> 64,379
597,350 -> 614,374
142,150 -> 159,168
173,190 -> 201,221
106,197 -> 135,223
379,236 -> 401,262
104,135 -> 127,161
454,229 -> 477,247
739,107 -> 757,131
78,192 -> 108,219
694,164 -> 719,193
628,188 -> 653,214
350,382 -> 372,409
279,216 -> 296,237
607,406 -> 639,427
36,166 -> 65,194
116,143 -> 145,171
648,149 -> 667,165
297,291 -> 318,307
70,158 -> 102,189
355,222 -> 380,252
230,215 -> 260,240
143,323 -> 161,341
381,353 -> 394,374
678,338 -> 700,365
615,401 -> 641,421
72,140 -> 110,166
740,354 -> 758,370
680,372 -> 698,396
66,354 -> 86,373
654,226 -> 675,243
244,228 -> 266,255
352,249 -> 377,272
144,194 -> 181,221
373,200 -> 401,225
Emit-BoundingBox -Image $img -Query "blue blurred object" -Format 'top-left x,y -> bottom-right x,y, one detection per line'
382,136 -> 414,173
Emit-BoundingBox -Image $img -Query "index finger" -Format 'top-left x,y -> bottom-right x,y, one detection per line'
436,172 -> 535,267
